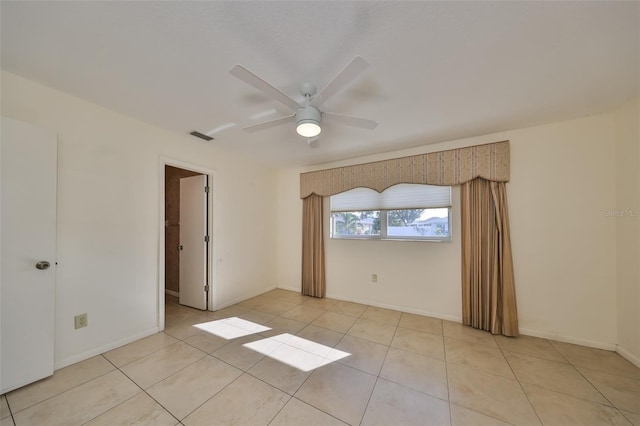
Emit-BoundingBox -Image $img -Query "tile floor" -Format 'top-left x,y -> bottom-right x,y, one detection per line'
1,289 -> 638,425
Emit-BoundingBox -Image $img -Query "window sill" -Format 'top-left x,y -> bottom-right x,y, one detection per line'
330,236 -> 451,243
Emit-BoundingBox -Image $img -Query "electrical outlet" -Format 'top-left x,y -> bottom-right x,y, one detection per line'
74,313 -> 88,329
371,274 -> 378,283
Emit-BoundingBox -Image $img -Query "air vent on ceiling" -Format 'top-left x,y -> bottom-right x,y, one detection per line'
189,131 -> 213,141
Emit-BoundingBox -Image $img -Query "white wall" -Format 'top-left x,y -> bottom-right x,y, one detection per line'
614,98 -> 640,365
277,112 -> 621,350
275,169 -> 303,292
324,191 -> 462,321
2,71 -> 278,368
4,68 -> 635,367
509,115 -> 616,348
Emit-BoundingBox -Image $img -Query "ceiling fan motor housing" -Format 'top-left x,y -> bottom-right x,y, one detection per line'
296,105 -> 321,124
296,106 -> 322,137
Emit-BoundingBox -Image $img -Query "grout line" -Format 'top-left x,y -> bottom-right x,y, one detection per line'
496,338 -> 545,426
571,363 -> 618,409
110,336 -> 184,369
442,331 -> 453,426
20,290 -> 637,425
264,392 -> 293,425
3,395 -> 16,426
171,370 -> 246,423
99,354 -> 182,425
356,328 -> 396,425
103,354 -> 180,422
358,376 -> 380,426
172,292 -> 640,424
6,360 -> 117,416
287,397 -> 347,425
503,340 -> 627,410
103,350 -> 254,424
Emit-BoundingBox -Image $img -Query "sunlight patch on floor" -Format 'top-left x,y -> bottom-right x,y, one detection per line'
243,333 -> 351,372
194,317 -> 271,339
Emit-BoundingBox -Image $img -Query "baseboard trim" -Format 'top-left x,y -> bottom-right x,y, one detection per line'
285,287 -> 623,354
212,285 -> 277,311
165,289 -> 179,298
517,327 -> 617,351
616,345 -> 640,368
324,291 -> 462,323
54,327 -> 160,370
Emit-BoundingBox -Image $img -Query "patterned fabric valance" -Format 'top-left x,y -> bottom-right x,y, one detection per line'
300,141 -> 510,198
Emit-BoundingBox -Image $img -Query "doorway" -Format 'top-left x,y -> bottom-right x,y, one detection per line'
159,160 -> 217,327
165,165 -> 203,304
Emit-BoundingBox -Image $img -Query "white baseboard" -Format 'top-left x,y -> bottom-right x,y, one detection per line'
284,287 -> 625,355
517,327 -> 617,351
616,345 -> 640,368
54,327 -> 160,370
165,289 -> 179,298
325,291 -> 462,323
212,285 -> 277,311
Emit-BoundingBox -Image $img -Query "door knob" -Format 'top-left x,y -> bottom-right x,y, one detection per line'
35,261 -> 50,270
177,245 -> 183,251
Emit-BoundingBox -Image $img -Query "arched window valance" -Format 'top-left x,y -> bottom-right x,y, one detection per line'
300,141 -> 510,198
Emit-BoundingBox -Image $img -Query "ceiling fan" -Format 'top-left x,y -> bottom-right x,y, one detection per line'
229,56 -> 378,139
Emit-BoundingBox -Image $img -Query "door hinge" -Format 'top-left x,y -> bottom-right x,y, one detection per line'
204,284 -> 210,292
204,186 -> 210,193
204,235 -> 210,243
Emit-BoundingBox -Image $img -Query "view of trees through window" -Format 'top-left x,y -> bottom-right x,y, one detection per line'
331,208 -> 449,240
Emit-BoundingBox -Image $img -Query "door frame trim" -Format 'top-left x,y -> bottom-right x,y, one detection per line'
158,157 -> 218,329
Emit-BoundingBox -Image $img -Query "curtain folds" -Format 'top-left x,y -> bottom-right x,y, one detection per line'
461,178 -> 519,337
301,193 -> 325,298
299,142 -> 518,330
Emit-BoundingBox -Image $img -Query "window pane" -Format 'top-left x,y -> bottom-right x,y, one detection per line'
386,208 -> 449,238
331,211 -> 380,237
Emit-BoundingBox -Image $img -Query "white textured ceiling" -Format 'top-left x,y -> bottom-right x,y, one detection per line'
1,1 -> 638,168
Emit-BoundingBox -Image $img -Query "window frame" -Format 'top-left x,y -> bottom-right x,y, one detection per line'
329,184 -> 452,242
330,207 -> 452,242
327,184 -> 453,242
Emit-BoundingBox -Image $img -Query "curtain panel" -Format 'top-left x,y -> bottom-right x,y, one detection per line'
461,178 -> 519,336
298,141 -> 518,338
301,194 -> 325,298
300,141 -> 509,198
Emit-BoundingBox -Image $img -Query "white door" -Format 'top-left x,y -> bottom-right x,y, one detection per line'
1,117 -> 57,394
179,175 -> 208,310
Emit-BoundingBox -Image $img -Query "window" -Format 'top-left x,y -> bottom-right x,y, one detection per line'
330,184 -> 451,241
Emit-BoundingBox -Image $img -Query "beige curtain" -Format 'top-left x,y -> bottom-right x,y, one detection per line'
461,178 -> 519,336
302,193 -> 325,298
300,141 -> 510,198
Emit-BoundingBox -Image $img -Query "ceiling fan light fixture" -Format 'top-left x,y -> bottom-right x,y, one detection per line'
296,121 -> 321,137
296,106 -> 322,137
230,57 -> 377,138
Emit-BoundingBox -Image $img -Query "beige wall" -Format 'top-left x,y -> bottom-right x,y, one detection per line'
614,98 -> 640,365
277,111 -> 621,351
2,71 -> 279,368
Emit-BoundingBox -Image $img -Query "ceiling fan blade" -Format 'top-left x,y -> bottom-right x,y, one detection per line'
243,114 -> 295,133
322,112 -> 378,129
230,65 -> 301,111
311,56 -> 369,107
